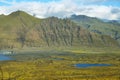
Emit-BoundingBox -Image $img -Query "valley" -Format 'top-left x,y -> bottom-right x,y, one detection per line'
0,48 -> 120,80
0,11 -> 120,80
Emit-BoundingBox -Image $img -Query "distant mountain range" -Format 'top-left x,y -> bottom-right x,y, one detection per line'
0,11 -> 119,49
70,14 -> 120,44
102,19 -> 120,24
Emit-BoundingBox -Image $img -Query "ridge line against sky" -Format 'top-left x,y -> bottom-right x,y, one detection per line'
0,0 -> 120,20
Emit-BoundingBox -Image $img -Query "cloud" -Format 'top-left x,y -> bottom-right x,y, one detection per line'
111,8 -> 120,14
0,0 -> 120,20
74,5 -> 120,20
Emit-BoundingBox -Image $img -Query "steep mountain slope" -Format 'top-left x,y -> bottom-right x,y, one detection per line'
0,11 -> 41,48
0,11 -> 118,49
70,14 -> 120,44
0,11 -> 40,37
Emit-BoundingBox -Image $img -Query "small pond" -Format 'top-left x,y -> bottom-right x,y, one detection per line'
0,54 -> 12,61
75,63 -> 111,68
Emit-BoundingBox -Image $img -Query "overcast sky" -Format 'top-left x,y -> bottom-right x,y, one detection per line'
0,0 -> 120,20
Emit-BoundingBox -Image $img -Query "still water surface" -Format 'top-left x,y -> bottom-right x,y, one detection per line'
75,63 -> 111,68
0,54 -> 12,61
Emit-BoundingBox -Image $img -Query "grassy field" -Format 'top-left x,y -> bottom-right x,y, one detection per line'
0,47 -> 120,80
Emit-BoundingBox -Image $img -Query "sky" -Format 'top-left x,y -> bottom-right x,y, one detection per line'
0,0 -> 120,20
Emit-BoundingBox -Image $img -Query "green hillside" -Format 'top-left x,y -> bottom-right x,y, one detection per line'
70,14 -> 120,44
0,11 -> 119,49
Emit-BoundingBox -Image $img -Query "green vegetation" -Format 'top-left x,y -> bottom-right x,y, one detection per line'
70,14 -> 120,44
0,11 -> 41,49
0,11 -> 120,80
0,48 -> 120,80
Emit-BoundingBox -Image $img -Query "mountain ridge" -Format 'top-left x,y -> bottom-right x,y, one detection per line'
0,11 -> 119,49
70,14 -> 120,45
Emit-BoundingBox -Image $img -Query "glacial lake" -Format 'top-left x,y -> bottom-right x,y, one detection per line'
75,63 -> 111,68
0,54 -> 12,61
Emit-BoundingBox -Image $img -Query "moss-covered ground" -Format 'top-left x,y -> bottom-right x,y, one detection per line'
0,47 -> 120,80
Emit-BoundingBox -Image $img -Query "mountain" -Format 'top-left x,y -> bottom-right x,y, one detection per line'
101,19 -> 120,26
107,20 -> 120,26
70,14 -> 120,44
0,11 -> 119,49
0,11 -> 41,48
